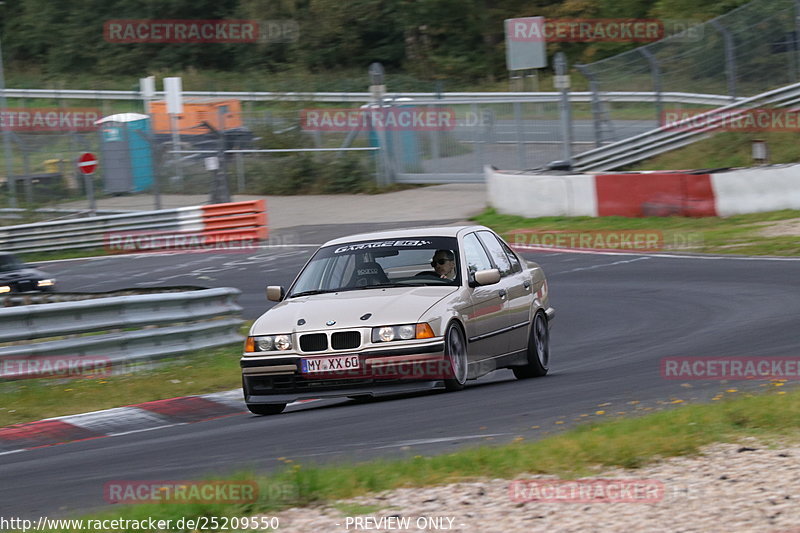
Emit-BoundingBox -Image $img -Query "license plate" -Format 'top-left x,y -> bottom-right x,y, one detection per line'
301,355 -> 360,373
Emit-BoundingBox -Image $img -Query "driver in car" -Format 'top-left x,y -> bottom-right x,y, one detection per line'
424,249 -> 457,280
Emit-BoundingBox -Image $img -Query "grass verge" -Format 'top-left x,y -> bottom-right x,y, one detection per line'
472,208 -> 800,256
0,343 -> 244,427
38,386 -> 798,532
632,131 -> 800,171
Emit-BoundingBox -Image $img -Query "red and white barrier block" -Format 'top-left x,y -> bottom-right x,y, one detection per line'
487,164 -> 800,218
106,199 -> 268,253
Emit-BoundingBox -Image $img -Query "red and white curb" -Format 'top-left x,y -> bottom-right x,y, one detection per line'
0,390 -> 317,455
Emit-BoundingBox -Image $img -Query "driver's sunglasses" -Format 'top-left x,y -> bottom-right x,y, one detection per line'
432,258 -> 452,265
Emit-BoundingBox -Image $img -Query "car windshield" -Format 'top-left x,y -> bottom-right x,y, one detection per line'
0,256 -> 24,272
287,236 -> 460,297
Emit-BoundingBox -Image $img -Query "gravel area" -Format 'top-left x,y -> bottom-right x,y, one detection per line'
266,438 -> 800,532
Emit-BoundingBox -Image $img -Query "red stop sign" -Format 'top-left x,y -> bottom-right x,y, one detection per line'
78,152 -> 98,175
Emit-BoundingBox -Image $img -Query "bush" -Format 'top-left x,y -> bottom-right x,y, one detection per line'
244,153 -> 374,195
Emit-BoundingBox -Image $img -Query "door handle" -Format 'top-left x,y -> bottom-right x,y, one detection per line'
498,289 -> 507,298
522,280 -> 531,289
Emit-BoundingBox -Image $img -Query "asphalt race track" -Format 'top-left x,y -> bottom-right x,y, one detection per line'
3,226 -> 800,519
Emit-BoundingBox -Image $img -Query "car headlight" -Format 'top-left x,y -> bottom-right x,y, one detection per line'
372,323 -> 435,343
245,334 -> 293,352
37,279 -> 55,287
0,286 -> 9,294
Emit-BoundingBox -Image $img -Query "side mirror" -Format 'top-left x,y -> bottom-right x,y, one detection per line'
470,268 -> 501,287
266,285 -> 285,302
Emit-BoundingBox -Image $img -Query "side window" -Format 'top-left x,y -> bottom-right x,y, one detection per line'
462,233 -> 493,274
500,240 -> 522,273
477,231 -> 513,277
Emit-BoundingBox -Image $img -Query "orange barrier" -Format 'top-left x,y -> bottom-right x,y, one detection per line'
201,199 -> 268,241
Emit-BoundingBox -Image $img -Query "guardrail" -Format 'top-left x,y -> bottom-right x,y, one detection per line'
0,88 -> 741,106
0,287 -> 243,379
572,82 -> 800,171
0,199 -> 267,254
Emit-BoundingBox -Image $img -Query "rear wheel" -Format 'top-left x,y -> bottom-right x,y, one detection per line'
513,311 -> 549,379
246,403 -> 286,415
443,323 -> 468,391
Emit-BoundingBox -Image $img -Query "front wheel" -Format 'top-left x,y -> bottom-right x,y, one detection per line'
246,403 -> 286,415
443,323 -> 468,391
513,311 -> 549,379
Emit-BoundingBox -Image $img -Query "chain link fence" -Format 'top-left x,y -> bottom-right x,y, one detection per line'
577,0 -> 800,143
2,0 -> 797,213
1,97 -> 592,215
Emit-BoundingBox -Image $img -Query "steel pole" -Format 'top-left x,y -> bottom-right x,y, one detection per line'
0,38 -> 17,207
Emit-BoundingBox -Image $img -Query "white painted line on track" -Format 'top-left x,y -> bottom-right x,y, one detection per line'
30,244 -> 323,264
373,434 -> 511,449
556,256 -> 651,274
514,245 -> 800,261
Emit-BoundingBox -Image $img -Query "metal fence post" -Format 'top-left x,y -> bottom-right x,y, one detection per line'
554,52 -> 573,163
795,0 -> 800,79
639,48 -> 664,127
576,64 -> 603,147
0,39 -> 17,208
711,20 -> 737,100
513,101 -> 525,169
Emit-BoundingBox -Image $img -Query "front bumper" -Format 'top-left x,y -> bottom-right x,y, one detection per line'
241,340 -> 446,404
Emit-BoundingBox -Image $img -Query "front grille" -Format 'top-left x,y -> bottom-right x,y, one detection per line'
13,280 -> 35,292
246,375 -> 403,394
331,331 -> 361,350
299,333 -> 328,352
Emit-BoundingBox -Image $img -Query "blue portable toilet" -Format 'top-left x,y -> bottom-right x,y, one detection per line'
95,113 -> 155,193
364,99 -> 422,173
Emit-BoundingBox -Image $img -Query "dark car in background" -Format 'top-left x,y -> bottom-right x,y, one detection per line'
0,253 -> 56,294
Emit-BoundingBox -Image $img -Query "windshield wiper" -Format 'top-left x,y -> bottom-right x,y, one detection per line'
358,283 -> 430,289
288,289 -> 337,298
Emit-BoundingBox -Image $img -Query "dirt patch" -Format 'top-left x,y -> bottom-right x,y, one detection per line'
755,217 -> 800,237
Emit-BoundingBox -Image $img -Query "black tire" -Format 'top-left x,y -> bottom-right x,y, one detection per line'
443,322 -> 468,391
513,311 -> 549,379
246,403 -> 286,415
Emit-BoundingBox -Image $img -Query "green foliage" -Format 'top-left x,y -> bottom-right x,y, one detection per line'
0,0 -> 757,85
244,153 -> 373,195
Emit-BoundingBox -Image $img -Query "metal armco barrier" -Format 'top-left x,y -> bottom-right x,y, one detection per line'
0,287 -> 244,378
0,88 -> 741,106
572,81 -> 800,171
0,199 -> 267,254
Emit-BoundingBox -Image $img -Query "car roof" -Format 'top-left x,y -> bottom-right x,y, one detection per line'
322,225 -> 490,247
